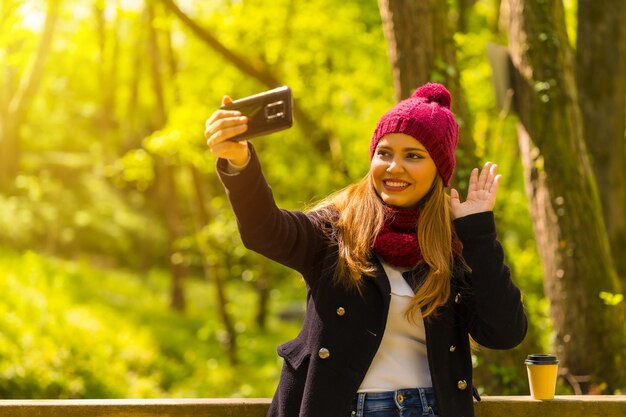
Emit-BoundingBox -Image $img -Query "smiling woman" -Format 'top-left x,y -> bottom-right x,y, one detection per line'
205,82 -> 527,417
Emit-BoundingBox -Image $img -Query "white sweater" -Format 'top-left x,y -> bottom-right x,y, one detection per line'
358,260 -> 432,392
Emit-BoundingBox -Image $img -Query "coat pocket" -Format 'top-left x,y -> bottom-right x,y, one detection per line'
277,339 -> 310,370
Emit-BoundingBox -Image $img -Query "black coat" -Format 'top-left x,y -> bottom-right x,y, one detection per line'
218,146 -> 527,417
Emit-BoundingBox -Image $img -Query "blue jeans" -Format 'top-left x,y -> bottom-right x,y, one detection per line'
349,388 -> 438,417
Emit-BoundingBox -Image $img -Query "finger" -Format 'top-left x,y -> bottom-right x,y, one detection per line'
450,188 -> 460,202
205,108 -> 243,130
490,174 -> 502,195
450,188 -> 461,219
477,162 -> 492,190
205,116 -> 248,142
484,163 -> 498,191
467,168 -> 479,193
206,121 -> 248,147
207,124 -> 248,148
206,114 -> 248,135
221,95 -> 233,106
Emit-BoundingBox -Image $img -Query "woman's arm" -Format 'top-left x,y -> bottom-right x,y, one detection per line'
450,162 -> 527,349
455,212 -> 528,349
217,143 -> 327,277
206,97 -> 327,276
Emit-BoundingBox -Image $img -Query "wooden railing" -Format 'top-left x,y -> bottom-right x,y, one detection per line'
0,396 -> 625,416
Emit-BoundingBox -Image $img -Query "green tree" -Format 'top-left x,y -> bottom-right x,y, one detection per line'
0,0 -> 60,188
576,0 -> 626,289
505,0 -> 626,392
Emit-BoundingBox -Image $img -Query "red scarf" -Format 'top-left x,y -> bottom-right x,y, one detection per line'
372,206 -> 422,267
372,206 -> 462,268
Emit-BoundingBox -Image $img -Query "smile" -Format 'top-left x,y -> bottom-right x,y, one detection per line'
383,179 -> 411,189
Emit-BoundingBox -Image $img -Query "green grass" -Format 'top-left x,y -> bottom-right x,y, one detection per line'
0,248 -> 304,398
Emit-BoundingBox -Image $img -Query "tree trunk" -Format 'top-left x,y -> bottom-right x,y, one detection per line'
123,11 -> 144,149
456,0 -> 478,33
378,0 -> 433,101
190,166 -> 238,365
576,0 -> 626,288
159,161 -> 186,312
506,0 -> 626,392
0,0 -> 59,188
255,260 -> 271,330
146,0 -> 186,312
94,0 -> 121,154
377,0 -> 479,191
0,116 -> 18,187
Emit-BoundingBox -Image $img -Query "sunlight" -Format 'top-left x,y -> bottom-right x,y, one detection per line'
17,0 -> 144,32
118,0 -> 143,13
18,2 -> 46,33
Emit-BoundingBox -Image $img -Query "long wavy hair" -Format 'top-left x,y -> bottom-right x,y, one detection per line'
310,172 -> 461,320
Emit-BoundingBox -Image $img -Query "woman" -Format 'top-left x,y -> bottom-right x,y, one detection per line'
205,82 -> 527,417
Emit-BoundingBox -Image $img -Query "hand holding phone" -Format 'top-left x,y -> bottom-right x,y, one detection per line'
205,97 -> 250,166
220,86 -> 293,141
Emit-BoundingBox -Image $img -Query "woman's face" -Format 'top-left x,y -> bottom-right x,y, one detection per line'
370,133 -> 438,208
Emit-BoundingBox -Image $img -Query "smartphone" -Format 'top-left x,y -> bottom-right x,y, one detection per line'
220,86 -> 293,141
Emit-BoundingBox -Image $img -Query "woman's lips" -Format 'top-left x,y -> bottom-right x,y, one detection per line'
383,179 -> 410,191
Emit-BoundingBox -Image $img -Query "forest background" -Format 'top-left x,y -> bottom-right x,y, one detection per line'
0,0 -> 625,399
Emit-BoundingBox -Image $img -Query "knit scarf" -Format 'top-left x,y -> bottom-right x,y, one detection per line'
372,206 -> 422,267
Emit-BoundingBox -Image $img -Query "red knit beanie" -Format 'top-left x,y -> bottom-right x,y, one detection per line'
370,82 -> 459,186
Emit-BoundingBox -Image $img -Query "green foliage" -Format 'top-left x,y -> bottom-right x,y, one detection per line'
0,172 -> 166,268
599,291 -> 624,306
0,247 -> 302,398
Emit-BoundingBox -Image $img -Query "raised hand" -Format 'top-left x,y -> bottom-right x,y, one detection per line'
204,96 -> 250,167
450,162 -> 501,219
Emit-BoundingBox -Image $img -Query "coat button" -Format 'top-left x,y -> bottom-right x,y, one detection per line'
454,293 -> 461,304
336,307 -> 346,316
457,380 -> 468,390
449,345 -> 456,352
318,348 -> 330,359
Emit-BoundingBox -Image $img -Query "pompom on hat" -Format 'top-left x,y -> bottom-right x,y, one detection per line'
370,82 -> 459,186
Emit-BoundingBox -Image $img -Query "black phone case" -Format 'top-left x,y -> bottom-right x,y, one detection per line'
220,86 -> 293,140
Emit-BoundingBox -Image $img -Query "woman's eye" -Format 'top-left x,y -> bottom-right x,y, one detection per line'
377,150 -> 391,158
407,153 -> 423,159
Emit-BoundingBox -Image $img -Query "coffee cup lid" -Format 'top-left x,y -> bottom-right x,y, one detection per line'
525,354 -> 559,365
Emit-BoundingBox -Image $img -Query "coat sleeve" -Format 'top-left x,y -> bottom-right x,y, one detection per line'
453,212 -> 528,350
217,144 -> 327,278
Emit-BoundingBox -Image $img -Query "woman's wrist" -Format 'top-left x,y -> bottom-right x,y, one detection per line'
226,153 -> 251,173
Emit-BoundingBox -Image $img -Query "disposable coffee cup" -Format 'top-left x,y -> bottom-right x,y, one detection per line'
525,354 -> 559,400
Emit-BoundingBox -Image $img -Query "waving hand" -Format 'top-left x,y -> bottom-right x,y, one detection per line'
450,162 -> 501,219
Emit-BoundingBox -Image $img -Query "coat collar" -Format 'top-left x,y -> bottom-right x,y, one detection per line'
371,256 -> 391,299
402,263 -> 429,291
370,257 -> 430,298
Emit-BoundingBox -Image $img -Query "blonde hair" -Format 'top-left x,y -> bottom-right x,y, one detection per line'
310,173 -> 461,320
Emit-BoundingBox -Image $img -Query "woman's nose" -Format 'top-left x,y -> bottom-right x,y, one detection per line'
387,158 -> 404,173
